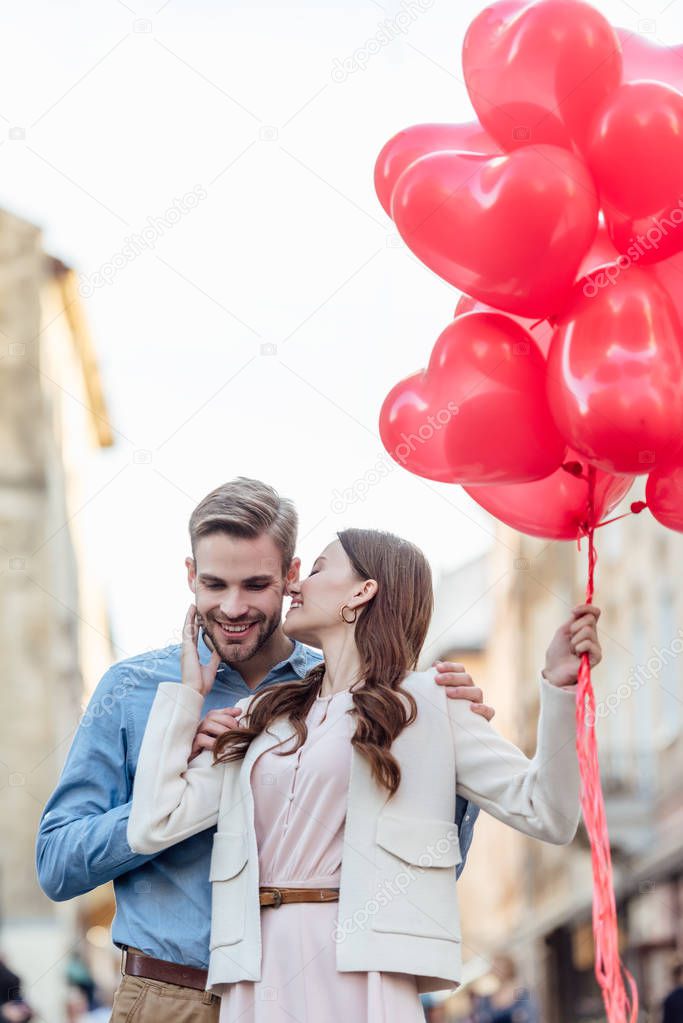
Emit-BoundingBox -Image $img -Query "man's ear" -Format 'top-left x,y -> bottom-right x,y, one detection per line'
285,556 -> 301,591
185,556 -> 197,593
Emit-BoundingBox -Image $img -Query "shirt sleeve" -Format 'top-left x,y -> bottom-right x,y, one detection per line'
127,684 -> 232,855
450,670 -> 581,845
35,666 -> 157,902
454,794 -> 479,880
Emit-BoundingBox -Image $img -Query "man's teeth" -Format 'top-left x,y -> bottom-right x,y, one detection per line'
220,623 -> 254,633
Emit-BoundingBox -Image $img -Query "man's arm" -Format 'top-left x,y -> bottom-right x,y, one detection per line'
36,666 -> 157,901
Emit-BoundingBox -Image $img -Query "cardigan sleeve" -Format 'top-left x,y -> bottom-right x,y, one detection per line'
128,685 -> 250,854
448,671 -> 581,845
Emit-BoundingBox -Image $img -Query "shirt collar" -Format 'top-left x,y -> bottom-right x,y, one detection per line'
280,639 -> 314,679
197,629 -> 315,682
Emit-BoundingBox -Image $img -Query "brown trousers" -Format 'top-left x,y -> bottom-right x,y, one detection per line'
109,973 -> 220,1023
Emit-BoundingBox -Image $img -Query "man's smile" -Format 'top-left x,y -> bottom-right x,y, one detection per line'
215,621 -> 259,639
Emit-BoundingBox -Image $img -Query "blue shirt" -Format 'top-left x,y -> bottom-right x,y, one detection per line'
470,989 -> 540,1023
36,636 -> 479,968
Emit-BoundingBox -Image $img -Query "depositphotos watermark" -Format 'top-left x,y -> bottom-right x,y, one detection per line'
389,399 -> 459,466
332,828 -> 459,942
330,399 -> 459,513
583,199 -> 683,298
79,628 -> 183,727
586,627 -> 683,726
330,452 -> 396,514
79,185 -> 208,296
331,0 -> 435,82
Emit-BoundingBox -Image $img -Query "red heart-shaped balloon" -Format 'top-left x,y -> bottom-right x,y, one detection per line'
652,250 -> 683,328
464,452 -> 634,540
617,27 -> 683,94
587,82 -> 683,264
455,294 -> 554,357
374,122 -> 500,217
379,312 -> 566,484
392,145 -> 598,319
463,0 -> 622,152
646,464 -> 683,533
452,224 -> 620,354
547,267 -> 683,474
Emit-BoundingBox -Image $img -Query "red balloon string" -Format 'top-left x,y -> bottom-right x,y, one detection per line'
594,501 -> 648,531
575,465 -> 639,1023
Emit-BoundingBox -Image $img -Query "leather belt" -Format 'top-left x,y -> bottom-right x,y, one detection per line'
122,946 -> 208,992
259,886 -> 340,908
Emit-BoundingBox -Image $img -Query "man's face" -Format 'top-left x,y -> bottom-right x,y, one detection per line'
186,531 -> 296,664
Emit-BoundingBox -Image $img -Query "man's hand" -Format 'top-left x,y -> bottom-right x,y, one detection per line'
433,661 -> 495,721
189,706 -> 243,762
543,603 -> 602,689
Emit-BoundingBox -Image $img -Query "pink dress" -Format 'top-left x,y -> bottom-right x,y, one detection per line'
217,687 -> 426,1022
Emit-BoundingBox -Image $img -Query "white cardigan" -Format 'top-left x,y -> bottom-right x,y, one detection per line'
128,668 -> 581,994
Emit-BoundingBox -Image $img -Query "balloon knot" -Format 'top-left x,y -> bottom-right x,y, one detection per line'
562,460 -> 584,477
630,500 -> 648,514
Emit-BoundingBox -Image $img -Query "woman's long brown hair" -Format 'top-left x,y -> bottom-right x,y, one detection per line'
212,528 -> 434,796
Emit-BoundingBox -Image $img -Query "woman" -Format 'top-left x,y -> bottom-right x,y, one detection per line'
128,529 -> 600,1022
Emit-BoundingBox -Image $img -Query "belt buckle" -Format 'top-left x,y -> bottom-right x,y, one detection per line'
271,888 -> 283,909
120,945 -> 128,978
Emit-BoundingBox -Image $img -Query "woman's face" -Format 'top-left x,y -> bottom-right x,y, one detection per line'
282,539 -> 374,646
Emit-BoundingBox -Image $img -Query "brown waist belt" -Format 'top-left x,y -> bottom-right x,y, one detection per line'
121,888 -> 339,988
259,886 -> 339,908
122,947 -> 208,992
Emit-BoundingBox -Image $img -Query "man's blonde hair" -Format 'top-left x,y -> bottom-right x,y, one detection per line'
189,477 -> 298,575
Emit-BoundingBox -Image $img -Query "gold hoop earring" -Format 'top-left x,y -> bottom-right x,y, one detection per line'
339,604 -> 357,624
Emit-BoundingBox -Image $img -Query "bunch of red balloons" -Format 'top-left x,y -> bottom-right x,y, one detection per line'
376,0 -> 683,540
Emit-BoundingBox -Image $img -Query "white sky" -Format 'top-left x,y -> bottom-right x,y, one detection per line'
0,0 -> 676,657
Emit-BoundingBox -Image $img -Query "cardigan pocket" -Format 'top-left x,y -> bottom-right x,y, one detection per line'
369,813 -> 461,941
208,831 -> 249,948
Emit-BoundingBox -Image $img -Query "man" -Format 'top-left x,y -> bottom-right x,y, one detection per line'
36,478 -> 492,1023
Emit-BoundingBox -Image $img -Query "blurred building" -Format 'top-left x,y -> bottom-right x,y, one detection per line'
424,482 -> 683,1021
0,209 -> 116,1021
